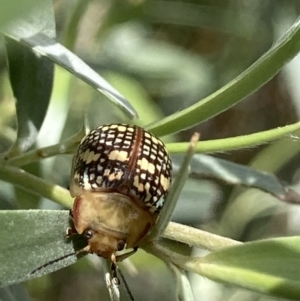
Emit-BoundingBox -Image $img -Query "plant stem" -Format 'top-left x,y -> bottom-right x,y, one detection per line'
0,164 -> 73,208
166,121 -> 300,154
6,124 -> 87,167
6,141 -> 76,167
164,222 -> 241,251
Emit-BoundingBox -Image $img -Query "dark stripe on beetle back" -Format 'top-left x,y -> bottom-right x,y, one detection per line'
122,126 -> 142,194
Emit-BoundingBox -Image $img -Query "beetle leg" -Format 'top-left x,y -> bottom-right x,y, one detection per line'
110,262 -> 118,280
115,246 -> 139,262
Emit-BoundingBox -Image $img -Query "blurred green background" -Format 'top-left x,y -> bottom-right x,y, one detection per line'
1,1 -> 300,301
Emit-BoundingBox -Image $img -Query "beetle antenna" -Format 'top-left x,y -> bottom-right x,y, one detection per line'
30,248 -> 87,275
117,267 -> 135,301
112,262 -> 135,301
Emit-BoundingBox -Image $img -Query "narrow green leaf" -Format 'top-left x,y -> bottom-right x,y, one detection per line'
147,16 -> 300,136
0,284 -> 33,301
147,237 -> 300,301
0,210 -> 85,287
216,188 -> 283,240
172,154 -> 286,200
4,1 -> 55,157
198,237 -> 300,300
4,21 -> 137,120
171,178 -> 218,224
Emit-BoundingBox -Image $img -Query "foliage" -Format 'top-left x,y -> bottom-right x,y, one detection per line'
1,1 -> 300,301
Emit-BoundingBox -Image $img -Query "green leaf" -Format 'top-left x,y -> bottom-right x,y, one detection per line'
147,16 -> 300,136
215,188 -> 283,239
198,237 -> 300,300
171,179 -> 218,224
150,237 -> 300,300
0,284 -> 33,301
172,154 -> 286,200
4,1 -> 55,157
4,21 -> 137,120
0,0 -> 41,29
0,210 -> 85,287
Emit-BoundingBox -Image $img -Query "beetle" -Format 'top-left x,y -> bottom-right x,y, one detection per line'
66,123 -> 172,263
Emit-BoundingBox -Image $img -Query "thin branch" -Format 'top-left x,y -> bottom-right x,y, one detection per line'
164,222 -> 241,251
5,141 -> 76,166
0,164 -> 73,208
166,121 -> 300,154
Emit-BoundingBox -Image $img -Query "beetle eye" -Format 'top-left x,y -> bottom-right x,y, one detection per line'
83,229 -> 94,240
117,240 -> 125,251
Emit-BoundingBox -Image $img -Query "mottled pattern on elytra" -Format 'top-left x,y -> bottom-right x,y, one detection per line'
71,124 -> 172,212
